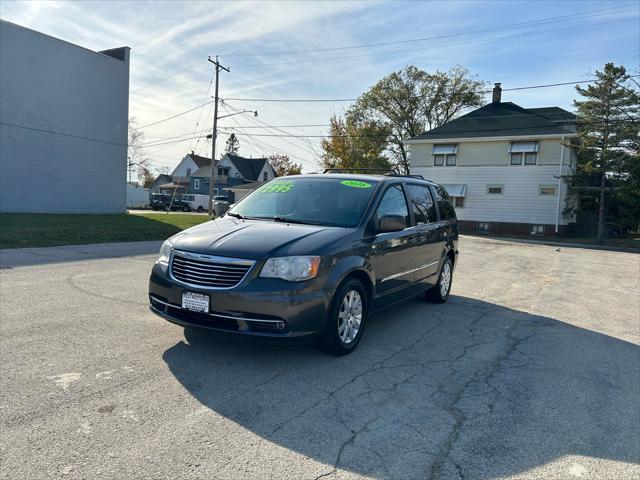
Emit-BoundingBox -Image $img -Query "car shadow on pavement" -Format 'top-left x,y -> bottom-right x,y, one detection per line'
162,295 -> 640,479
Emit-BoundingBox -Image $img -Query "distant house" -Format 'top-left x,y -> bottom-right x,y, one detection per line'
149,174 -> 173,195
225,181 -> 267,203
170,152 -> 211,178
406,83 -> 578,236
189,154 -> 276,203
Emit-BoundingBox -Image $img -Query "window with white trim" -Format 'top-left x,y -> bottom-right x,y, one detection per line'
194,179 -> 200,190
509,141 -> 538,165
538,185 -> 557,196
432,144 -> 458,166
486,184 -> 504,195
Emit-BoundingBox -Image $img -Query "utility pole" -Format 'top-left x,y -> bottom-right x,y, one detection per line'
207,56 -> 229,216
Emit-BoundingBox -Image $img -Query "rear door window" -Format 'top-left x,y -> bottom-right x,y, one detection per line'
406,184 -> 437,224
432,185 -> 456,221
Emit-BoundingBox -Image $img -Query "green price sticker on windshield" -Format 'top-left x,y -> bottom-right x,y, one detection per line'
258,181 -> 294,193
341,180 -> 372,189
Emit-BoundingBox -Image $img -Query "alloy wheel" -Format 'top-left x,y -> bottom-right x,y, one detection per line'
440,262 -> 451,298
338,290 -> 362,344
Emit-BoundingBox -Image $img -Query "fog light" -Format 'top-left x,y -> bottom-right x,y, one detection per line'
276,321 -> 285,330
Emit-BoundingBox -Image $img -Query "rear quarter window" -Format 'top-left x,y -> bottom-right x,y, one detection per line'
432,185 -> 456,221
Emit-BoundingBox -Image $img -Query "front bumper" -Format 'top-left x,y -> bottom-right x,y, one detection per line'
148,261 -> 331,339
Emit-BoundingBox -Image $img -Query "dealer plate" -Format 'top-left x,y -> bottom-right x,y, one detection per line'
181,292 -> 209,313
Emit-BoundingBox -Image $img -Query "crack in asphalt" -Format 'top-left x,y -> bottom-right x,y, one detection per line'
427,311 -> 538,480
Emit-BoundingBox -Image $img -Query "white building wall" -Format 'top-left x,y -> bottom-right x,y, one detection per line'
257,162 -> 275,181
0,21 -> 129,213
412,165 -> 569,225
217,156 -> 243,179
126,183 -> 149,208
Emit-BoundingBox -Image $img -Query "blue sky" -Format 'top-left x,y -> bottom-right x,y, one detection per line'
1,0 -> 638,172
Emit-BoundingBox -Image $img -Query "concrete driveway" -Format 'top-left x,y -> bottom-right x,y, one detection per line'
1,237 -> 638,479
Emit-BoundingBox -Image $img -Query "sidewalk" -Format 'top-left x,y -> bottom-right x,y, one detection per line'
460,234 -> 639,253
0,240 -> 162,268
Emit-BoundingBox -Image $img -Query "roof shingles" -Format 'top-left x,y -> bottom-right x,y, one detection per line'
408,102 -> 576,141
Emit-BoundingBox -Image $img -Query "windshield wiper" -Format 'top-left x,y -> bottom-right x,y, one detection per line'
226,212 -> 245,219
271,216 -> 319,226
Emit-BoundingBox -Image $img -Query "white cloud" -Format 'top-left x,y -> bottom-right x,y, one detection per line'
1,0 -> 638,171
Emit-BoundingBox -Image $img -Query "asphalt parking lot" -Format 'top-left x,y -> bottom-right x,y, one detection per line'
1,236 -> 638,480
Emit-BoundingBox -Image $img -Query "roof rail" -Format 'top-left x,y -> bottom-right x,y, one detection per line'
323,168 -> 397,174
383,173 -> 425,179
322,168 -> 426,180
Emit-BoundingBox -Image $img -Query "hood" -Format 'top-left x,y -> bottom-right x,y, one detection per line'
170,217 -> 349,260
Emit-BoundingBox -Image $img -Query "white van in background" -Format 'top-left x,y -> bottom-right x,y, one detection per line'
181,194 -> 209,212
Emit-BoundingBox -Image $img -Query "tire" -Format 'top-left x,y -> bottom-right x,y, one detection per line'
197,206 -> 204,213
426,257 -> 453,303
152,206 -> 159,211
321,278 -> 368,355
183,206 -> 190,212
163,205 -> 170,212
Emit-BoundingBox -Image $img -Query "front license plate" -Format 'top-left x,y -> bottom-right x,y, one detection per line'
181,292 -> 209,313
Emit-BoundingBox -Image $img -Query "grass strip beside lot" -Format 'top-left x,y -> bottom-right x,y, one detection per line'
0,213 -> 211,249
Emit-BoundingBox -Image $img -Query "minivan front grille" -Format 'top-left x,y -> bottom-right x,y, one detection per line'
170,251 -> 254,289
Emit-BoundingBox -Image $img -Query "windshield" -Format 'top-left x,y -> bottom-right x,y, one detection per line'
228,177 -> 378,227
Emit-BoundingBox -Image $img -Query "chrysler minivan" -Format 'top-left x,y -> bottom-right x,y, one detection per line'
149,173 -> 458,354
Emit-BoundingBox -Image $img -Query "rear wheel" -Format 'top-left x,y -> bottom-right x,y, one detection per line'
197,206 -> 204,213
426,257 -> 453,303
321,278 -> 368,355
183,205 -> 190,212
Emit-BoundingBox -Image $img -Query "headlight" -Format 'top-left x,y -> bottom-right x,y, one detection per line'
157,239 -> 173,264
260,256 -> 321,282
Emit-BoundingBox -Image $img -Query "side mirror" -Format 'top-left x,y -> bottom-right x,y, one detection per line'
378,214 -> 406,233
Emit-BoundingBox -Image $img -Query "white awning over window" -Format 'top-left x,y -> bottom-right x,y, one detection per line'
432,144 -> 458,154
509,141 -> 538,153
442,184 -> 467,197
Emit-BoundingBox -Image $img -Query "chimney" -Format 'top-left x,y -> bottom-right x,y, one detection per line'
492,83 -> 502,103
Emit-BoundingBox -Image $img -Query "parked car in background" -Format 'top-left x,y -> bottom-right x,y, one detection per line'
212,195 -> 229,216
181,194 -> 210,213
149,173 -> 459,355
150,193 -> 189,212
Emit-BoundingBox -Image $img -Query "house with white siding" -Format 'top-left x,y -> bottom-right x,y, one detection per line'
406,84 -> 578,236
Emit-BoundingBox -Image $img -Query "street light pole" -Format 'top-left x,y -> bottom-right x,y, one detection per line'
207,56 -> 229,217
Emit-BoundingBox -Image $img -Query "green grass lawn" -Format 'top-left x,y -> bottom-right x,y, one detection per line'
0,213 -> 211,249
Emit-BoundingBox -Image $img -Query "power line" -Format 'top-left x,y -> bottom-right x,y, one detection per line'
0,121 -> 127,147
222,77 -> 640,103
141,135 -> 204,148
224,119 -> 638,139
223,3 -> 636,58
135,75 -> 640,132
232,16 -> 637,68
136,101 -> 213,129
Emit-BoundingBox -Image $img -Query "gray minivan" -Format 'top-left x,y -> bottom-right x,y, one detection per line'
149,173 -> 458,354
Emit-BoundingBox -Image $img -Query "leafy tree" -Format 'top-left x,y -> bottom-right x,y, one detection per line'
267,154 -> 302,176
225,133 -> 240,155
128,117 -> 150,183
571,63 -> 639,242
351,65 -> 486,173
321,112 -> 391,172
139,166 -> 155,189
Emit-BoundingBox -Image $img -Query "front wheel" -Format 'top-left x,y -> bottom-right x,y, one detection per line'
321,278 -> 368,355
426,257 -> 453,303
